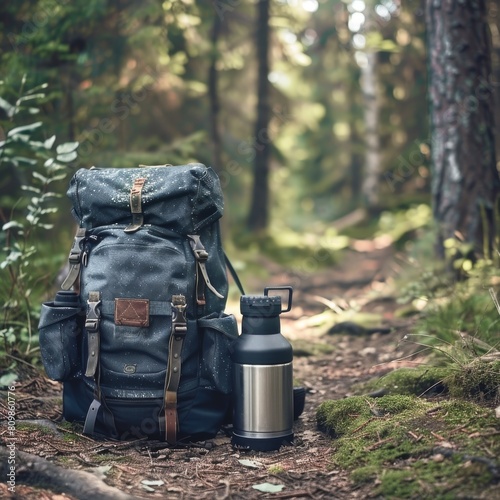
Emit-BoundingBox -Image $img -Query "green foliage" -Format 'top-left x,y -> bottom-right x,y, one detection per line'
388,245 -> 500,407
0,76 -> 78,364
401,282 -> 499,364
394,233 -> 500,361
376,204 -> 432,245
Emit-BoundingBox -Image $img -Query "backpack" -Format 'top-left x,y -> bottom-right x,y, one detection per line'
38,163 -> 242,444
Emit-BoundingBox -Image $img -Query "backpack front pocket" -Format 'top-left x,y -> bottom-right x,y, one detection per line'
39,302 -> 84,381
198,313 -> 238,395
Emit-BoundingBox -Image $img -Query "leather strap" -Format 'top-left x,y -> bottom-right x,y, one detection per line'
124,177 -> 146,233
85,291 -> 101,378
61,227 -> 86,290
83,398 -> 101,435
164,295 -> 187,444
83,393 -> 118,438
82,290 -> 118,438
188,235 -> 224,305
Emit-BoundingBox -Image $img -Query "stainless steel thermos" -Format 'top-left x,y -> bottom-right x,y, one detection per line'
231,286 -> 294,451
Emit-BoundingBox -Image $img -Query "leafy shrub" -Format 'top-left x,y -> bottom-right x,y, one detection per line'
0,76 -> 78,370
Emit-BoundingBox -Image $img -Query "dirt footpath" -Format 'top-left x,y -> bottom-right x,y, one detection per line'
1,246 -> 414,499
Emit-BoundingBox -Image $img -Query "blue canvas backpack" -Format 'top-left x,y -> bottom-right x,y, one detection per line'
38,163 -> 241,444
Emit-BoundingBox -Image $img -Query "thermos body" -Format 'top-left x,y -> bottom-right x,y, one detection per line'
233,362 -> 293,437
231,287 -> 295,451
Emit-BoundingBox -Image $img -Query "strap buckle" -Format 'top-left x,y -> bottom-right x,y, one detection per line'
85,295 -> 101,332
85,291 -> 101,378
171,295 -> 187,337
68,250 -> 81,265
187,235 -> 224,304
194,249 -> 208,262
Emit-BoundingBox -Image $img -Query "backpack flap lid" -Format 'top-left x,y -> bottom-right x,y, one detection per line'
67,163 -> 224,233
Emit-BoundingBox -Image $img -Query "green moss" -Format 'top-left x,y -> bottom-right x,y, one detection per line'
438,400 -> 498,430
359,366 -> 453,397
374,394 -> 426,414
375,455 -> 496,499
91,453 -> 129,464
268,465 -> 285,474
317,396 -> 372,437
317,395 -> 500,498
349,465 -> 378,484
358,361 -> 499,405
376,468 -> 416,498
17,422 -> 55,435
447,360 -> 500,401
57,420 -> 86,442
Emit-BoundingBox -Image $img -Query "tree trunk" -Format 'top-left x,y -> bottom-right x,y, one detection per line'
361,50 -> 381,208
208,12 -> 223,171
247,0 -> 271,232
426,0 -> 499,258
347,64 -> 364,208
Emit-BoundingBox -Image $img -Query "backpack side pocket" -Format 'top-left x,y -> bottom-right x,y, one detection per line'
198,313 -> 238,395
39,302 -> 84,381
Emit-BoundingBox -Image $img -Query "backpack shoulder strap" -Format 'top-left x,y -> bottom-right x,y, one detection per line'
225,254 -> 245,296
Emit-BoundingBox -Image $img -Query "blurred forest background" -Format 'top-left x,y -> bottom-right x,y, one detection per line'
2,5 -> 500,495
1,0 -> 500,365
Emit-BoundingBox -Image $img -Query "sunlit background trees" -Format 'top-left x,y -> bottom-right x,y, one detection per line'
0,0 -> 451,231
1,0 -> 499,363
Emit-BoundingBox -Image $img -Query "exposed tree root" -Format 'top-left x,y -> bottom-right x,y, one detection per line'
0,446 -> 134,500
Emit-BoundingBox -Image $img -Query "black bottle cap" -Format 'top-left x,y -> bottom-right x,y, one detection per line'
240,295 -> 282,318
54,290 -> 79,307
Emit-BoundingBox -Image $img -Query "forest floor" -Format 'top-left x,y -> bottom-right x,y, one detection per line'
0,244 -> 498,499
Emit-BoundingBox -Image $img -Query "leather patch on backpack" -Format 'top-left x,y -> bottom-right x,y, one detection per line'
115,299 -> 150,327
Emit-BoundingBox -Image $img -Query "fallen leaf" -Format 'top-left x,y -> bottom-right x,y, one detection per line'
252,483 -> 285,493
238,459 -> 263,469
141,479 -> 165,487
88,465 -> 112,479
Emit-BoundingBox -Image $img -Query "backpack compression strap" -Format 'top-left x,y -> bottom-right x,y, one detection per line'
124,177 -> 146,233
82,291 -> 117,438
188,235 -> 224,305
164,294 -> 187,444
60,227 -> 86,291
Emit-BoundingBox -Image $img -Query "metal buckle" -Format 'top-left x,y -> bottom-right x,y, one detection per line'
86,296 -> 101,332
68,251 -> 81,265
171,295 -> 187,338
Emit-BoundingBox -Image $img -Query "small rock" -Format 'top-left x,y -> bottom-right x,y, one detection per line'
361,347 -> 376,356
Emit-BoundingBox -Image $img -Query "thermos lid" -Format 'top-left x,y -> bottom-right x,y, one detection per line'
240,286 -> 293,318
240,295 -> 282,317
